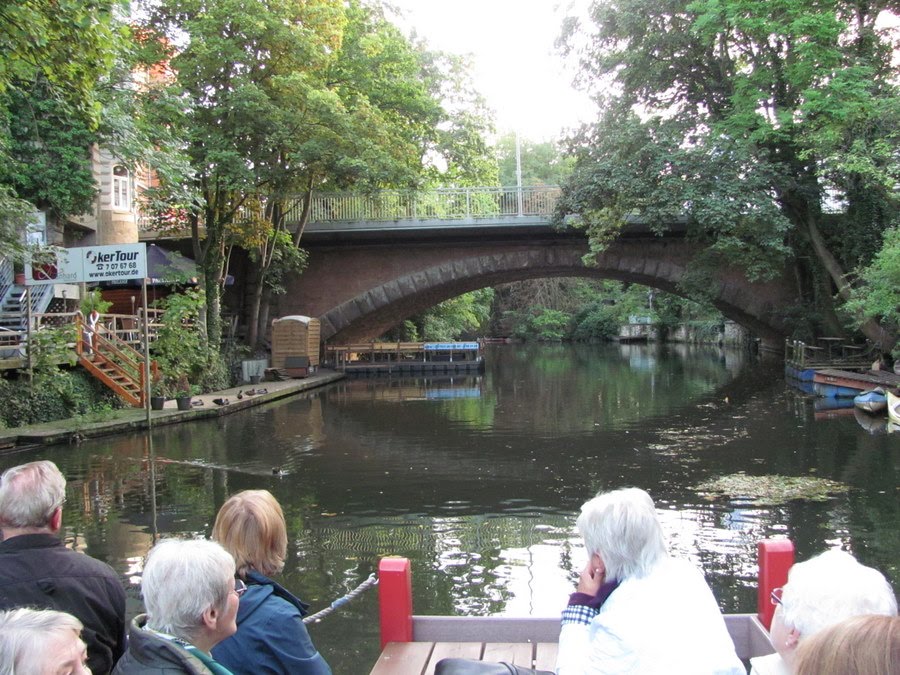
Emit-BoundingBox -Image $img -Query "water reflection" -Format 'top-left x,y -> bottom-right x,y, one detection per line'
1,343 -> 897,673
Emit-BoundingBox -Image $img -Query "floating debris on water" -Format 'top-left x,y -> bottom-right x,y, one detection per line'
694,472 -> 849,505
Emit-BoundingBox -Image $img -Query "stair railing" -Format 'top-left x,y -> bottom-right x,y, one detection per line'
76,313 -> 159,407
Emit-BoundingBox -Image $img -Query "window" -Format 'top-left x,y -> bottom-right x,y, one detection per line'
112,165 -> 131,210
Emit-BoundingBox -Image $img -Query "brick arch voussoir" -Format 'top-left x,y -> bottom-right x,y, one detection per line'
320,248 -> 790,344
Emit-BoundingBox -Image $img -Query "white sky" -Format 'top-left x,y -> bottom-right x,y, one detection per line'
387,0 -> 595,142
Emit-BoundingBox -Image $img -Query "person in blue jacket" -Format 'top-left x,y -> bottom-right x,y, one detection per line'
210,490 -> 331,675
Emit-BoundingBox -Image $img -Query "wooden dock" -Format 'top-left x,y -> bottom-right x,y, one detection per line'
370,541 -> 794,674
813,368 -> 900,398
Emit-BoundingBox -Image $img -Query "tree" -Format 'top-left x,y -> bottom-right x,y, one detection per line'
495,133 -> 573,186
0,0 -> 124,256
556,0 -> 900,350
139,0 -> 477,349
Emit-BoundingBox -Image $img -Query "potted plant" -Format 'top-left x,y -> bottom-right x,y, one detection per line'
173,373 -> 193,411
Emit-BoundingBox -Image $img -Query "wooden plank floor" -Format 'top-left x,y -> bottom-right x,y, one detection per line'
370,642 -> 558,675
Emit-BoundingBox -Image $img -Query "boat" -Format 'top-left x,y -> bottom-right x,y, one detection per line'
325,341 -> 484,375
369,540 -> 794,673
853,387 -> 886,414
888,389 -> 900,425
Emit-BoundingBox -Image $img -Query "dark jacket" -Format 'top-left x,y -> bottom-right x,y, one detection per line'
211,570 -> 331,675
0,533 -> 127,675
113,615 -> 232,675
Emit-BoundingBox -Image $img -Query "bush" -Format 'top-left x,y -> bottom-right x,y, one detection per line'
572,302 -> 619,340
0,370 -> 123,428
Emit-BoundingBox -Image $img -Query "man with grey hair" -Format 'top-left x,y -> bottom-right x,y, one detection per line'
0,607 -> 91,674
556,487 -> 744,674
0,460 -> 126,674
113,538 -> 241,674
750,548 -> 897,675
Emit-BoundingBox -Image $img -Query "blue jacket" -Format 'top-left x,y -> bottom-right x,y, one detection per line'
211,571 -> 331,675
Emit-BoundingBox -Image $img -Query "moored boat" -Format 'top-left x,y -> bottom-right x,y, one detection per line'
887,389 -> 900,425
853,387 -> 887,414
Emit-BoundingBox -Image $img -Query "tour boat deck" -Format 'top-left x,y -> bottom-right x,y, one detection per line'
370,540 -> 794,674
369,614 -> 770,674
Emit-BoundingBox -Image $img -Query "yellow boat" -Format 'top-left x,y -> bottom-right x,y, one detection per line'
887,389 -> 900,425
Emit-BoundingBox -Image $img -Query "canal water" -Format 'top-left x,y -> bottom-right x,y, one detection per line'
2,343 -> 897,673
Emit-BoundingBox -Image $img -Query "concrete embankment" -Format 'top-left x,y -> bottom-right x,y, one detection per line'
0,370 -> 344,452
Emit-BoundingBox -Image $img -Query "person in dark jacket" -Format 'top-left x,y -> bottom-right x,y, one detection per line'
211,490 -> 331,675
113,538 -> 240,675
0,460 -> 127,674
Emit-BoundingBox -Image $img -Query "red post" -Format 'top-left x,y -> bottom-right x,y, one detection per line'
378,557 -> 413,649
757,539 -> 795,630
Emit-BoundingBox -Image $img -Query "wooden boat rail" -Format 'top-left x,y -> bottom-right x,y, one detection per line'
370,540 -> 794,675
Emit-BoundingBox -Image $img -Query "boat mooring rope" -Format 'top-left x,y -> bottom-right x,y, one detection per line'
302,573 -> 379,624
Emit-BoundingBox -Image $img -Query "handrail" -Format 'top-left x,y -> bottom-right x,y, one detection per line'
139,186 -> 563,232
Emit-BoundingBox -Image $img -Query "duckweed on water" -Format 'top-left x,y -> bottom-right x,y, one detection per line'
694,472 -> 850,505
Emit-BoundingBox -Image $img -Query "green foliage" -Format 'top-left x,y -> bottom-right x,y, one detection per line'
846,226 -> 900,353
151,289 -> 210,396
419,289 -> 494,341
28,326 -> 77,379
557,0 -> 900,345
80,289 -> 112,315
0,0 -> 124,123
509,308 -> 572,342
0,369 -> 122,428
572,303 -> 619,341
496,134 -> 572,186
0,78 -> 98,218
138,0 -> 490,347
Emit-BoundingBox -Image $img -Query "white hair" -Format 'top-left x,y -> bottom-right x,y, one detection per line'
0,460 -> 66,529
576,487 -> 667,580
141,538 -> 235,642
781,549 -> 898,639
0,607 -> 83,674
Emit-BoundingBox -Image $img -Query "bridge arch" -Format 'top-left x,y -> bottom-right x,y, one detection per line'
281,238 -> 796,349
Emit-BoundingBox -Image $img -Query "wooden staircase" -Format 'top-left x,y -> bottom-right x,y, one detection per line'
77,314 -> 158,407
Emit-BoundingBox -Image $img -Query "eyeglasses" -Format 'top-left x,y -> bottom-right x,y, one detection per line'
233,579 -> 247,598
770,587 -> 784,606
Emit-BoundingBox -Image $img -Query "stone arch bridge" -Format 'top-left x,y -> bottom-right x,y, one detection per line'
274,187 -> 798,351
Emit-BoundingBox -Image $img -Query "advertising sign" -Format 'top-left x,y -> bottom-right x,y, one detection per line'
26,243 -> 147,285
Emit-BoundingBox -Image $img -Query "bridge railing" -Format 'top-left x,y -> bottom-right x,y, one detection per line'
293,186 -> 561,224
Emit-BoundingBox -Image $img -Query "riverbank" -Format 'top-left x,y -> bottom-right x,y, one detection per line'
0,369 -> 344,452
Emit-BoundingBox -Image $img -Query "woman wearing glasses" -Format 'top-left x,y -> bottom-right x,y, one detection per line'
750,549 -> 897,675
211,490 -> 331,675
113,538 -> 241,674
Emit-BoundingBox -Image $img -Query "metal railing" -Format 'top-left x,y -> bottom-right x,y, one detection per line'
138,186 -> 562,232
300,186 -> 561,224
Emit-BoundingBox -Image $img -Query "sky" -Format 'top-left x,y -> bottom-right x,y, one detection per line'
387,0 -> 595,142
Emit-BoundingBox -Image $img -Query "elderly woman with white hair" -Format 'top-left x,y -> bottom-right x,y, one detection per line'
556,487 -> 744,675
750,548 -> 897,675
113,539 -> 243,675
0,607 -> 91,674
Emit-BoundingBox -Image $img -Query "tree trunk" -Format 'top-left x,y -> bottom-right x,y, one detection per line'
804,215 -> 896,351
247,267 -> 265,348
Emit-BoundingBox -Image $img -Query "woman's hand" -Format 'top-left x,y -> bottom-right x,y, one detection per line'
576,560 -> 605,596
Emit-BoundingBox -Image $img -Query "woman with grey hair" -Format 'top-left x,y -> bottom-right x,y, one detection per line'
113,539 -> 242,675
556,487 -> 744,674
0,607 -> 91,674
750,548 -> 897,675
